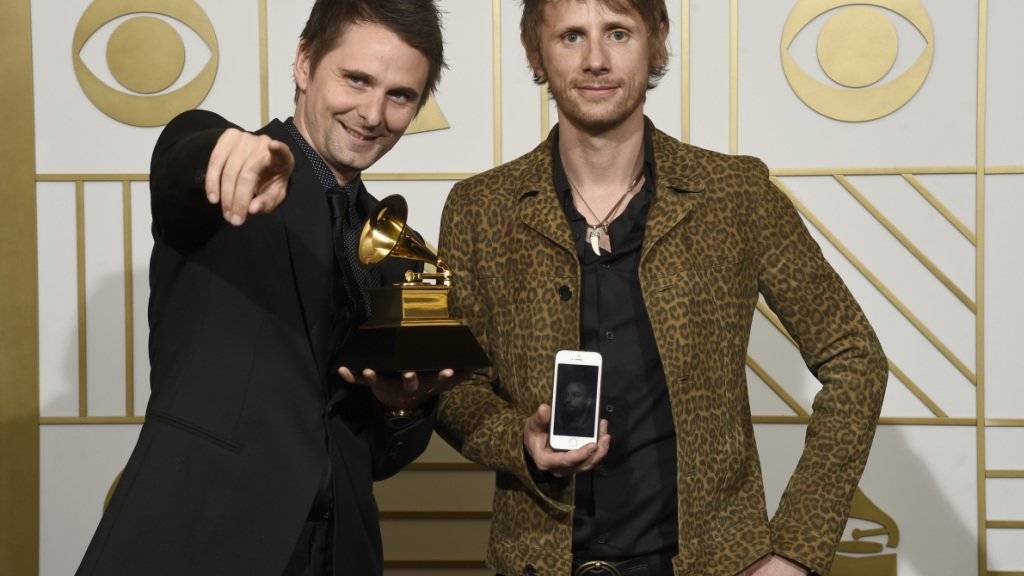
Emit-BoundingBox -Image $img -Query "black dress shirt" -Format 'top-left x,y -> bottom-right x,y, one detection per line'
551,126 -> 679,561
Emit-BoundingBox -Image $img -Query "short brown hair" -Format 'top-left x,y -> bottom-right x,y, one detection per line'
520,0 -> 670,89
297,0 -> 446,107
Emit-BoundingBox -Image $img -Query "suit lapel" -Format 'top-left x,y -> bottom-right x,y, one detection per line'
515,139 -> 576,255
263,120 -> 334,371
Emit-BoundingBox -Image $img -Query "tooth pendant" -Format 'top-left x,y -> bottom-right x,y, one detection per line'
587,226 -> 608,255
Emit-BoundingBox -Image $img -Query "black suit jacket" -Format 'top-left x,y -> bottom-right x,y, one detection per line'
76,110 -> 432,576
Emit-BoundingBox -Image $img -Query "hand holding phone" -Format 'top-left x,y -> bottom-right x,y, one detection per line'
523,404 -> 609,478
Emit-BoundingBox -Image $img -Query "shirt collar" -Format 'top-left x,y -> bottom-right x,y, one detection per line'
284,117 -> 362,198
551,123 -> 657,214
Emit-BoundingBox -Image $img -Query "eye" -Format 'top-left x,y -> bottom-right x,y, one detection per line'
72,0 -> 219,127
609,29 -> 629,42
563,31 -> 584,45
781,0 -> 934,122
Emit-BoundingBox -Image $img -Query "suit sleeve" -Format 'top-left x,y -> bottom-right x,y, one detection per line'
751,159 -> 888,575
434,183 -> 570,511
149,109 -> 239,253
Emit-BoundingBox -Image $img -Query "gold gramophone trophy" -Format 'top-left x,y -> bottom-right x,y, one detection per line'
337,195 -> 491,373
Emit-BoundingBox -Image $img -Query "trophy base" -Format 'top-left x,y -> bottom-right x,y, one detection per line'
338,321 -> 492,373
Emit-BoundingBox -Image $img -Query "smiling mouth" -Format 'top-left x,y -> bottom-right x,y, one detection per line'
340,121 -> 380,143
576,85 -> 619,96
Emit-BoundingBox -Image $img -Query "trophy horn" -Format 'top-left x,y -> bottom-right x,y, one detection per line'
358,195 -> 446,272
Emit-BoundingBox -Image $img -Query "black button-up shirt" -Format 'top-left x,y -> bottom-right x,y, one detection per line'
551,126 -> 679,560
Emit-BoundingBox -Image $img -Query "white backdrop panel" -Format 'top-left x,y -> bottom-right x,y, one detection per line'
739,0 -> 978,168
40,424 -> 143,576
131,182 -> 154,415
688,0 -> 730,153
32,0 -> 261,174
37,182 -> 79,417
756,424 -> 978,576
985,175 -> 1024,419
83,182 -> 126,417
501,0 -> 546,163
987,0 -> 1024,166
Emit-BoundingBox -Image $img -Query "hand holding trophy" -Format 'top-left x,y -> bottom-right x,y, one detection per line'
338,194 -> 491,374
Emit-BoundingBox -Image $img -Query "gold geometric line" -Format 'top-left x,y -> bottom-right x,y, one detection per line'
38,173 -> 477,183
902,174 -> 976,245
540,86 -> 550,137
122,181 -> 134,417
382,561 -> 487,570
986,470 -> 1024,479
754,301 -> 948,418
752,416 -> 976,426
681,0 -> 690,143
76,181 -> 87,418
976,4 -> 989,576
380,511 -> 492,520
986,419 -> 1024,427
729,0 -> 738,154
772,166 -> 979,177
491,0 -> 502,166
407,462 -> 482,472
258,0 -> 269,126
988,572 -> 1024,576
746,355 -> 808,417
39,416 -> 145,425
886,362 -> 948,418
988,165 -> 1024,174
771,177 -> 978,386
987,520 -> 1024,529
39,173 -> 149,182
352,172 -> 476,182
835,175 -> 976,313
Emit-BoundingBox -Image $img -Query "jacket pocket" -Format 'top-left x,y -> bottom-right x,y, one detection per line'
147,410 -> 243,453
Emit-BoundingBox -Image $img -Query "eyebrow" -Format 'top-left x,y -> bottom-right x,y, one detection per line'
340,68 -> 420,101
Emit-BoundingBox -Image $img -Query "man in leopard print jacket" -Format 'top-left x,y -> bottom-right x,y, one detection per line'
435,1 -> 887,575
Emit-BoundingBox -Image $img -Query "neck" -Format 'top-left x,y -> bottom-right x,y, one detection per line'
557,108 -> 645,197
292,106 -> 359,186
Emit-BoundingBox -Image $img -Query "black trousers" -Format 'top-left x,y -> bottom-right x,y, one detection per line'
282,519 -> 333,576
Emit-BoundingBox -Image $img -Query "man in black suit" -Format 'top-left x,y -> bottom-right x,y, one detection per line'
76,1 -> 451,575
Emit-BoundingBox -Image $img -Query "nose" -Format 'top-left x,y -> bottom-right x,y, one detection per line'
357,90 -> 386,129
583,37 -> 610,75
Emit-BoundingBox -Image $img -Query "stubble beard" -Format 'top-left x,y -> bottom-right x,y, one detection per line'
549,76 -> 645,134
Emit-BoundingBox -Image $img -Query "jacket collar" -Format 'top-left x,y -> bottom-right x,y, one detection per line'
514,118 -> 706,259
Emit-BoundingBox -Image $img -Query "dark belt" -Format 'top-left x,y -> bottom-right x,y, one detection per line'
571,550 -> 674,576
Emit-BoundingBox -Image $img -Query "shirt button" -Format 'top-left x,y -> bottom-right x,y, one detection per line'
600,263 -> 611,270
604,330 -> 615,341
597,533 -> 609,544
597,466 -> 609,477
558,285 -> 573,301
604,404 -> 614,414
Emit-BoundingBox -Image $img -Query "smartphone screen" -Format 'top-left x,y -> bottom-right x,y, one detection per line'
552,362 -> 599,438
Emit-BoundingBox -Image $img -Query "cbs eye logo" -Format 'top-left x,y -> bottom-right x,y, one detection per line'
781,0 -> 934,122
72,0 -> 219,127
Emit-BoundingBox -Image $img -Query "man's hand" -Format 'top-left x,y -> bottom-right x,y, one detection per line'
739,555 -> 809,576
523,404 -> 610,477
206,128 -> 294,226
337,367 -> 468,410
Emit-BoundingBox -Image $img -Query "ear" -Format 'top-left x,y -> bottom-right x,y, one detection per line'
652,20 -> 670,69
294,43 -> 312,93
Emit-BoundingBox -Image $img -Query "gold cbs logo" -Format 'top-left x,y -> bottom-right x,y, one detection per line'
781,0 -> 934,122
73,0 -> 219,127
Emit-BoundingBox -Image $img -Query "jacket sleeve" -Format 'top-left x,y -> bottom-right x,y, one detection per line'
149,109 -> 238,253
751,159 -> 888,575
434,183 -> 570,510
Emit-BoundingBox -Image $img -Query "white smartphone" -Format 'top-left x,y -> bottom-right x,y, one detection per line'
549,350 -> 603,451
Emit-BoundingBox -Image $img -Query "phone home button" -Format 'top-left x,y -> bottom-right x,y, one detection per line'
568,438 -> 578,448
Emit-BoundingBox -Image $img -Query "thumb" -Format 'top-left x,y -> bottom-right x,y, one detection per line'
267,140 -> 294,174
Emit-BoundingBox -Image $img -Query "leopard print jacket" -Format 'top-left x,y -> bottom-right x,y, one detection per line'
435,124 -> 887,576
